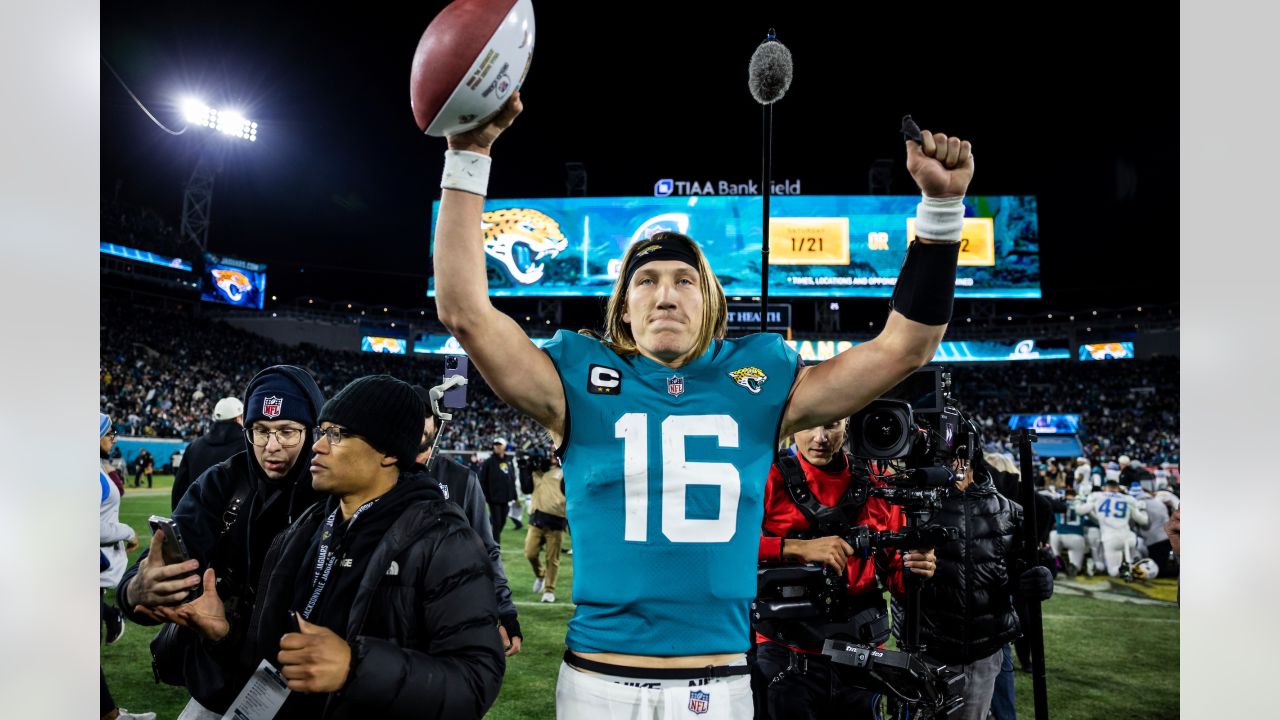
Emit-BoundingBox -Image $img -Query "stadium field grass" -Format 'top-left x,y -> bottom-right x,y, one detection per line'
105,493 -> 1177,719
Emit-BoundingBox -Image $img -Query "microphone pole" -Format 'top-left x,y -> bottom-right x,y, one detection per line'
748,30 -> 792,333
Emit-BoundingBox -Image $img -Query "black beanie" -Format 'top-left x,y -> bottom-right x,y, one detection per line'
245,371 -> 318,428
319,375 -> 425,470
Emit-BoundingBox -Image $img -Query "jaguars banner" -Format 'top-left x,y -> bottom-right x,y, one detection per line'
428,195 -> 1041,299
201,252 -> 268,309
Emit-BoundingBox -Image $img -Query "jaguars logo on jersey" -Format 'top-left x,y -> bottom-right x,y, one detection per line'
728,366 -> 768,394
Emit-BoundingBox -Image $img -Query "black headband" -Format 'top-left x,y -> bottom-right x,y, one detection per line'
622,234 -> 700,288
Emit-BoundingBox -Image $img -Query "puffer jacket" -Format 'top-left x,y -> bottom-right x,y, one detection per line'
892,468 -> 1027,665
238,472 -> 505,719
116,365 -> 325,712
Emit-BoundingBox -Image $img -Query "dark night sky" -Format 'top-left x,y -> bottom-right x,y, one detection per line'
102,1 -> 1177,324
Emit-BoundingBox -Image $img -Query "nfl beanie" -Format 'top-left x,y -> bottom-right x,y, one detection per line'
246,375 -> 317,428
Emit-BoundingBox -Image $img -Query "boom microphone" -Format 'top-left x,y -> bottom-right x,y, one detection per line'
748,35 -> 793,105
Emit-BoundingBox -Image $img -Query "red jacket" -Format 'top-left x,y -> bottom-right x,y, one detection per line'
757,451 -> 906,650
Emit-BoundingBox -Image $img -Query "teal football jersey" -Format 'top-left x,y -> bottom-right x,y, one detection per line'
541,329 -> 800,655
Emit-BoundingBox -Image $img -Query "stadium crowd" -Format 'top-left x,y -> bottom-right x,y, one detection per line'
101,304 -> 1179,468
100,303 -> 549,453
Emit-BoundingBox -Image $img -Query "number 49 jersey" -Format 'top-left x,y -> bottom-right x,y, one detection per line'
1079,492 -> 1148,532
542,329 -> 800,656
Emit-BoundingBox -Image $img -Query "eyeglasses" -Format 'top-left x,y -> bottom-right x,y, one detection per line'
313,426 -> 363,447
105,431 -> 118,440
245,426 -> 306,448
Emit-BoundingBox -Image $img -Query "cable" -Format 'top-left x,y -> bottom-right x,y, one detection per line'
102,56 -> 188,136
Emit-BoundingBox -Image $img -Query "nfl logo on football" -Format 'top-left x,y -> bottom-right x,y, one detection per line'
687,689 -> 709,715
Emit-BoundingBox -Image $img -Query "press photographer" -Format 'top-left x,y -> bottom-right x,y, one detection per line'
847,371 -> 1055,720
753,417 -> 937,720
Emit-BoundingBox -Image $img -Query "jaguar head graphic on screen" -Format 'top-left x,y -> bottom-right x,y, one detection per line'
481,208 -> 569,286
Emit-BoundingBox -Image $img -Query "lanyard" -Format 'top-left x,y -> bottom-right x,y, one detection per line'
302,498 -> 377,621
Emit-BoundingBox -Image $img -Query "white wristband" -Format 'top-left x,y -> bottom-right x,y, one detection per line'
914,194 -> 965,243
441,149 -> 491,197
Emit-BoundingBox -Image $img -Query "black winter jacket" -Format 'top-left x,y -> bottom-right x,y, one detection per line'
478,453 -> 516,504
239,472 -> 506,719
429,456 -> 518,621
117,365 -> 325,712
172,420 -> 244,510
892,471 -> 1028,665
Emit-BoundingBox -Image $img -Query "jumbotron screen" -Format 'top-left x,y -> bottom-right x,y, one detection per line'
1079,342 -> 1134,361
100,242 -> 193,272
361,336 -> 407,355
200,253 -> 267,309
428,195 -> 1040,298
1007,414 -> 1082,435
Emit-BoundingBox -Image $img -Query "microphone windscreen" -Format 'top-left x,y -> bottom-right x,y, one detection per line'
748,40 -> 793,105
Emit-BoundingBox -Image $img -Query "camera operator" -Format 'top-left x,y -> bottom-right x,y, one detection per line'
891,452 -> 1054,720
755,419 -> 937,720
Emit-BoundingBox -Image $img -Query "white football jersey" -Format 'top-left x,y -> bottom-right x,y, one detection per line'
1079,492 -> 1148,532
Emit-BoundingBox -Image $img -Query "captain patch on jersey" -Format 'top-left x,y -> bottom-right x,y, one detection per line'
588,364 -> 622,395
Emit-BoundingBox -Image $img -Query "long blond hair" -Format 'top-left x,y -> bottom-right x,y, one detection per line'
598,232 -> 727,367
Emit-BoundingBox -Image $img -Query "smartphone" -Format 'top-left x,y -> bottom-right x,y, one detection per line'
287,610 -> 302,635
147,515 -> 201,601
147,515 -> 192,565
443,355 -> 469,409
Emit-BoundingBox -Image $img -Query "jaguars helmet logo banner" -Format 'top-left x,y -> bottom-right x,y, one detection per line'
481,208 -> 569,286
729,366 -> 768,394
212,268 -> 254,304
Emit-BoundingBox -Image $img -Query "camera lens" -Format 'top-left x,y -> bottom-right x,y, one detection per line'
862,409 -> 904,453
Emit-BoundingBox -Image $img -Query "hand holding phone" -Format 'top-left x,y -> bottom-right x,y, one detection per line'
147,515 -> 193,566
134,516 -> 202,605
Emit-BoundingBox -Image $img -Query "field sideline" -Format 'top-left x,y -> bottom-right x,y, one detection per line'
102,486 -> 1178,719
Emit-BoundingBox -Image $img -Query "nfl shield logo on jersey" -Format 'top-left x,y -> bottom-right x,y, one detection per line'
688,689 -> 710,715
667,375 -> 685,397
262,396 -> 283,419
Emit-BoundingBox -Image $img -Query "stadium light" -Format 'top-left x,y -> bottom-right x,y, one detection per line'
180,97 -> 258,141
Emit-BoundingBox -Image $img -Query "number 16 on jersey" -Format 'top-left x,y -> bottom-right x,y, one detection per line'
615,413 -> 741,544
